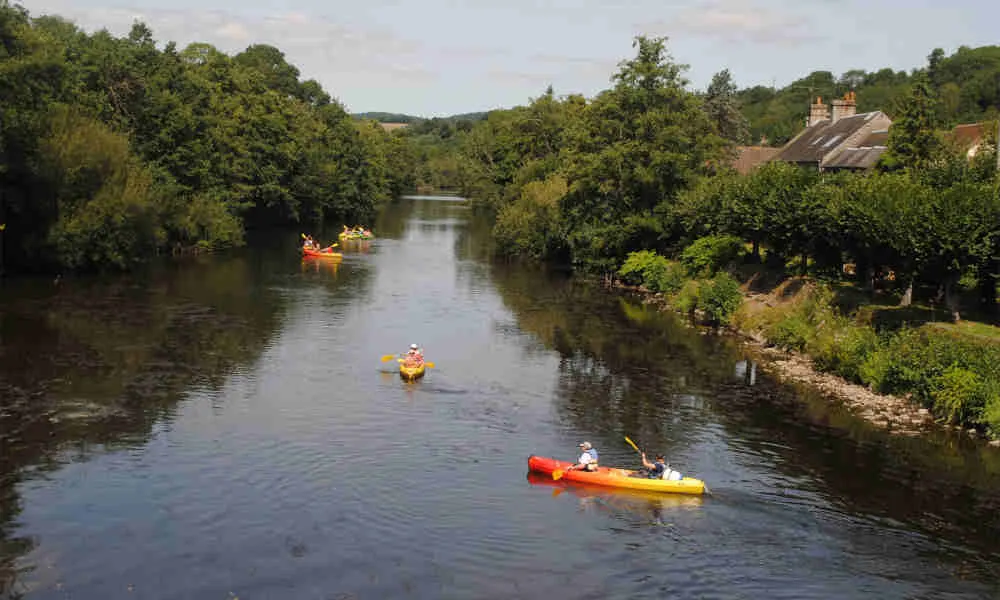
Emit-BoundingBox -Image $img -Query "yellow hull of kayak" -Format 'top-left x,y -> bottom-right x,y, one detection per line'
399,360 -> 425,381
339,232 -> 373,241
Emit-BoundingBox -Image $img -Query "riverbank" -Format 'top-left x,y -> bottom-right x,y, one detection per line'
612,275 -> 1000,445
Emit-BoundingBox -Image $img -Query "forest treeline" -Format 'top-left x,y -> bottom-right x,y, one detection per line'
424,36 -> 1000,435
0,1 -> 415,273
422,37 -> 999,316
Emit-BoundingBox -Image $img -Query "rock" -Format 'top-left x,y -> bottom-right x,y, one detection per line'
989,440 -> 1000,447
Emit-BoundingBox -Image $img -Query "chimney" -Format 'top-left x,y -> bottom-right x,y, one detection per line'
808,96 -> 829,127
831,91 -> 857,123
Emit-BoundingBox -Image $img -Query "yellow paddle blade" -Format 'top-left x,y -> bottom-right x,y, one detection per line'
424,362 -> 435,368
624,436 -> 640,453
380,354 -> 397,362
552,469 -> 564,481
301,233 -> 307,239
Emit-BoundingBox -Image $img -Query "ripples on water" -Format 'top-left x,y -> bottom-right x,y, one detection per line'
2,197 -> 1000,599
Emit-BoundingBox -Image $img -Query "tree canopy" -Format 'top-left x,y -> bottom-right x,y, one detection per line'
0,2 -> 413,273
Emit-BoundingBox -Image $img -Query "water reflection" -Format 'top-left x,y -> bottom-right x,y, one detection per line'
526,472 -> 704,525
300,256 -> 342,278
478,221 -> 1000,591
0,254 -> 291,595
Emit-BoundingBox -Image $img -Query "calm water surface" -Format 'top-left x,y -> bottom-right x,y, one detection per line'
3,197 -> 1000,599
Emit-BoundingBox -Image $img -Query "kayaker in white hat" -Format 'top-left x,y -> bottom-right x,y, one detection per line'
568,441 -> 599,472
404,343 -> 423,365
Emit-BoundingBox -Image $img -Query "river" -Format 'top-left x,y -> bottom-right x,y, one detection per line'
2,195 -> 1000,599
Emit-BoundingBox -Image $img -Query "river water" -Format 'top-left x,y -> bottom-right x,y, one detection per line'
2,195 -> 1000,599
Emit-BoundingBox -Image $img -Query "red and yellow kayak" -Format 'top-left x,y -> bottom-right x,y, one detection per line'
399,359 -> 425,381
303,246 -> 342,259
527,455 -> 705,495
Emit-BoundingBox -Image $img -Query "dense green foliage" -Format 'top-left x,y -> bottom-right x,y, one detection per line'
616,242 -> 744,326
740,45 -> 1000,145
0,2 -> 412,273
736,284 -> 1000,436
415,35 -> 1000,434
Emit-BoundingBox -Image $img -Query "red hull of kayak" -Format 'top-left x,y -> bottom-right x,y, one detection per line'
302,247 -> 342,259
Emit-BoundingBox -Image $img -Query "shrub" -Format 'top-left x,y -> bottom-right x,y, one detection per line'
679,234 -> 746,276
811,323 -> 879,383
618,250 -> 668,287
654,262 -> 688,295
931,366 -> 984,425
674,280 -> 701,315
698,273 -> 743,325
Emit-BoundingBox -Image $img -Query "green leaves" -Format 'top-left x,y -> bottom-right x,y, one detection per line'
0,4 -> 404,272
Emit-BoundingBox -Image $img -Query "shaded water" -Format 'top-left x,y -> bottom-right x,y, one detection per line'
2,196 -> 1000,599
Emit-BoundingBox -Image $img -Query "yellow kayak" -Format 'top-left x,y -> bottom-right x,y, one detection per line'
339,232 -> 373,241
398,359 -> 426,381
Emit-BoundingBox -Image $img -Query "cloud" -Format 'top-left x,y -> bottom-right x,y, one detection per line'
486,69 -> 557,87
24,2 -> 437,86
215,22 -> 249,42
638,0 -> 822,47
527,53 -> 622,79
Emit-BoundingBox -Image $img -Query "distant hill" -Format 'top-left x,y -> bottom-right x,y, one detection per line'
353,111 -> 490,124
353,112 -> 422,123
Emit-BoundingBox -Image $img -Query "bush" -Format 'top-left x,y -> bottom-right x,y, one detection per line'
931,366 -> 984,425
698,273 -> 743,325
680,235 -> 746,276
812,323 -> 879,383
674,280 -> 701,315
619,250 -> 668,286
654,262 -> 688,295
617,250 -> 687,294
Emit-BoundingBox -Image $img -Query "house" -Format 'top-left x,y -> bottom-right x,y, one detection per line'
946,123 -> 986,158
731,145 -> 781,174
772,92 -> 893,171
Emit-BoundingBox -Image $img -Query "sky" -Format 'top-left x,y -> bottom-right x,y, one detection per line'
18,0 -> 1000,117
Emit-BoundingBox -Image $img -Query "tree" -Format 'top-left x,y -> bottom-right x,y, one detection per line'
559,36 -> 725,269
881,74 -> 940,171
704,69 -> 750,144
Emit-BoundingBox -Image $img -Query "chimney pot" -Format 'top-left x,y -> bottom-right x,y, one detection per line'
808,96 -> 829,127
830,91 -> 857,123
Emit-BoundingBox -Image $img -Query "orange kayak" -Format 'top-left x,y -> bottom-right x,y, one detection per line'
303,246 -> 342,259
527,455 -> 705,495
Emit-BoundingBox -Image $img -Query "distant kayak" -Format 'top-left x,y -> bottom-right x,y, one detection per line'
302,246 -> 342,259
527,455 -> 705,495
339,232 -> 373,241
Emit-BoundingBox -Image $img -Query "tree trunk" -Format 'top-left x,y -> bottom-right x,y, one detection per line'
899,275 -> 914,307
944,277 -> 961,322
751,240 -> 761,263
980,255 -> 999,315
800,253 -> 808,275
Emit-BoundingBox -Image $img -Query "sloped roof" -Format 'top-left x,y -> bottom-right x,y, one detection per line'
946,123 -> 985,151
821,128 -> 889,170
732,146 -> 780,174
774,111 -> 888,164
823,146 -> 888,169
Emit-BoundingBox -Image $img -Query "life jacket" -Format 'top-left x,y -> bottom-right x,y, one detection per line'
585,448 -> 598,462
